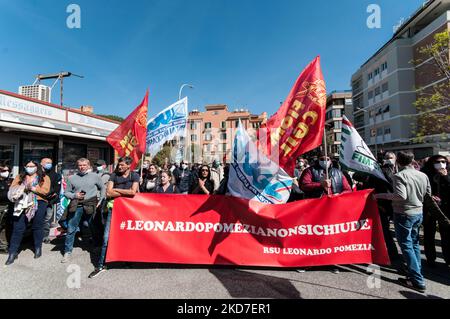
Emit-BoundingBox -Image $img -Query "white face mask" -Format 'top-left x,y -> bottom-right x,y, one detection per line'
182,164 -> 188,170
319,160 -> 331,170
434,162 -> 446,170
384,159 -> 395,166
170,166 -> 176,173
97,166 -> 104,172
0,172 -> 9,178
25,167 -> 37,175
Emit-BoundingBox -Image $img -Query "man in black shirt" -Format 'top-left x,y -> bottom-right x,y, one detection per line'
89,156 -> 139,278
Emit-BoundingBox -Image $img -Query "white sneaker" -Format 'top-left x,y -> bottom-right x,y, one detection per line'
61,252 -> 71,263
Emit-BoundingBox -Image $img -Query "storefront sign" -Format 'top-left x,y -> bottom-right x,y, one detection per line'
0,92 -> 66,122
68,111 -> 118,131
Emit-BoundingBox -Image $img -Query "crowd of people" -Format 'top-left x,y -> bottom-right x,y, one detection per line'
0,150 -> 448,291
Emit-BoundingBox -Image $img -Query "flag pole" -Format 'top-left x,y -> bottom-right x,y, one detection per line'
323,126 -> 331,195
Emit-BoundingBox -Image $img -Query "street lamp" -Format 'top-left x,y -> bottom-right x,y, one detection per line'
179,83 -> 194,101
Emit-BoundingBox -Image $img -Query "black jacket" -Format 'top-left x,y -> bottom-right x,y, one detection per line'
45,170 -> 62,205
174,168 -> 194,193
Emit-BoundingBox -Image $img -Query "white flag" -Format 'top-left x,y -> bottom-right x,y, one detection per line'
227,122 -> 293,204
146,97 -> 188,155
340,116 -> 387,182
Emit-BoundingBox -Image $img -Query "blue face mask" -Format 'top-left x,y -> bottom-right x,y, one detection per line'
43,163 -> 53,171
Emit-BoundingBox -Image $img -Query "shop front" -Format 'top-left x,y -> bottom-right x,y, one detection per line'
0,89 -> 119,177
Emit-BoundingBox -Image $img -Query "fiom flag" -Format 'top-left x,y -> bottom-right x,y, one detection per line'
146,97 -> 188,156
106,91 -> 149,169
262,56 -> 327,176
340,116 -> 387,182
228,122 -> 293,204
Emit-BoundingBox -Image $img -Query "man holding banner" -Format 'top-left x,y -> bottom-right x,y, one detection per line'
89,156 -> 139,279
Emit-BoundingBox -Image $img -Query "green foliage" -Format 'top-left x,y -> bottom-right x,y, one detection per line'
97,114 -> 124,122
412,31 -> 450,143
152,145 -> 172,167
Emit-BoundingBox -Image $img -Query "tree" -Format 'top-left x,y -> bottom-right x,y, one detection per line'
97,114 -> 124,122
152,144 -> 173,168
412,31 -> 450,143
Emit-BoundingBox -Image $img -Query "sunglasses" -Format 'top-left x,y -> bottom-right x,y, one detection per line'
201,169 -> 209,172
436,160 -> 446,164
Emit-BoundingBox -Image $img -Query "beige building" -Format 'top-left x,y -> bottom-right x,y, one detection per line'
186,105 -> 266,163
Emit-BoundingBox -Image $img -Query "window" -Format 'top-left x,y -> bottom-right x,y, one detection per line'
61,142 -> 85,174
213,111 -> 219,115
22,140 -> 56,170
375,87 -> 381,96
368,72 -> 373,80
235,120 -> 241,127
220,133 -> 227,140
205,133 -> 212,141
335,132 -> 342,142
252,122 -> 260,129
374,68 -> 380,76
190,122 -> 198,130
368,91 -> 374,99
377,128 -> 383,136
221,121 -> 226,129
382,82 -> 388,93
381,62 -> 388,71
370,129 -> 376,137
0,144 -> 14,169
369,110 -> 376,117
334,121 -> 342,129
384,127 -> 391,135
383,105 -> 390,113
332,109 -> 342,118
191,134 -> 197,142
204,122 -> 212,129
222,144 -> 227,152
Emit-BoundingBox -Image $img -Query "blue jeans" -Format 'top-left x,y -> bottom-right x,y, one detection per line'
64,206 -> 96,254
9,200 -> 47,255
394,213 -> 425,286
98,209 -> 112,268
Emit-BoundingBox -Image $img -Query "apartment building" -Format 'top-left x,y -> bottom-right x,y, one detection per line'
187,105 -> 267,163
351,0 -> 450,159
325,91 -> 353,158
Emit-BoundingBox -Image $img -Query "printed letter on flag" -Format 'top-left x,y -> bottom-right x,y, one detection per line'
106,91 -> 148,169
146,97 -> 188,155
262,56 -> 326,176
228,122 -> 293,204
340,116 -> 387,182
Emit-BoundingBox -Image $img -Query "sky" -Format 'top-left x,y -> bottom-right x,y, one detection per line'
0,0 -> 425,119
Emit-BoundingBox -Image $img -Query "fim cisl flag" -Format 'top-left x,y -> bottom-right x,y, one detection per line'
146,97 -> 188,155
340,116 -> 387,182
227,122 -> 293,204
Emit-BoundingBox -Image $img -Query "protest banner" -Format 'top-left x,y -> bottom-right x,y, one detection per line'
106,190 -> 390,267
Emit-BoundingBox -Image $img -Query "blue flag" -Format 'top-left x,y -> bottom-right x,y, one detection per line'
227,122 -> 293,204
146,97 -> 188,155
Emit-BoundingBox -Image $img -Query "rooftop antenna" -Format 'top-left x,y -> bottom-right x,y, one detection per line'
33,72 -> 84,106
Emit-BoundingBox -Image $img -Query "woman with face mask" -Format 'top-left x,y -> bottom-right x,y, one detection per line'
5,160 -> 50,265
190,165 -> 215,195
421,155 -> 450,267
140,164 -> 160,193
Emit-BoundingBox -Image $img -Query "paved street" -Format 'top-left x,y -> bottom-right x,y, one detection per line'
0,232 -> 449,299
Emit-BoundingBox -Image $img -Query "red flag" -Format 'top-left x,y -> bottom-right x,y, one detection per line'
263,56 -> 326,176
106,91 -> 149,170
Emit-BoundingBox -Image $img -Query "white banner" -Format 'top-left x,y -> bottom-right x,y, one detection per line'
227,122 -> 293,204
340,116 -> 387,182
146,97 -> 188,155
